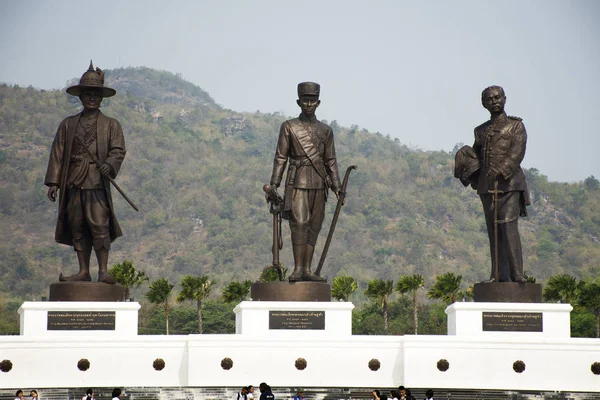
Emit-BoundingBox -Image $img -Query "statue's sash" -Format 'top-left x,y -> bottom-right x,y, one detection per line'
286,120 -> 327,181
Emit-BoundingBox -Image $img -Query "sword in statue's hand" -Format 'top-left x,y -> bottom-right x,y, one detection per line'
73,134 -> 139,211
315,165 -> 357,277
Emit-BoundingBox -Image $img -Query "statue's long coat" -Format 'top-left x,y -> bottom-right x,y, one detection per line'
45,111 -> 126,246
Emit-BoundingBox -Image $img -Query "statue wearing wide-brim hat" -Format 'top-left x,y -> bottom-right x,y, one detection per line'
66,60 -> 116,98
45,59 -> 127,290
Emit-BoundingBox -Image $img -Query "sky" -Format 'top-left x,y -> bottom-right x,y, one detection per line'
1,0 -> 599,182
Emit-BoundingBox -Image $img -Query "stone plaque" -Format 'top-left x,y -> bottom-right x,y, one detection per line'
47,311 -> 116,331
482,312 -> 543,332
269,311 -> 325,330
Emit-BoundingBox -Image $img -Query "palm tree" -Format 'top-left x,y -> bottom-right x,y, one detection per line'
395,274 -> 425,334
427,272 -> 464,305
108,260 -> 149,300
543,274 -> 578,304
331,276 -> 358,302
365,279 -> 394,332
222,280 -> 252,303
145,278 -> 174,335
578,279 -> 600,338
176,275 -> 215,334
259,265 -> 287,282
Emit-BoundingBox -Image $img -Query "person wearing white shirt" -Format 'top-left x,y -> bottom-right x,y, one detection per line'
233,387 -> 248,400
82,389 -> 94,400
112,388 -> 122,400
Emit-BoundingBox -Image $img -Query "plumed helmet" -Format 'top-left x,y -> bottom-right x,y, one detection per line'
454,145 -> 480,188
66,60 -> 116,97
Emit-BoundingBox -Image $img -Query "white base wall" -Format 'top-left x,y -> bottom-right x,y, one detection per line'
234,301 -> 354,337
18,301 -> 141,337
446,302 -> 573,338
1,301 -> 599,392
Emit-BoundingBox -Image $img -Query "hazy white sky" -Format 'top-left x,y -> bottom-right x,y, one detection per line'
1,0 -> 599,182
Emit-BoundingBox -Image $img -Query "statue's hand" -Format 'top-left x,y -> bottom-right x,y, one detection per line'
47,186 -> 58,202
98,163 -> 112,177
335,190 -> 341,201
487,167 -> 500,179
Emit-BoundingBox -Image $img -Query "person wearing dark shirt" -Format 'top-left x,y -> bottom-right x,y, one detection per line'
259,383 -> 274,400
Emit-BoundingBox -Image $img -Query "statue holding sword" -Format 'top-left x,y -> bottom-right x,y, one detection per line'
268,82 -> 354,283
454,85 -> 530,283
45,61 -> 137,284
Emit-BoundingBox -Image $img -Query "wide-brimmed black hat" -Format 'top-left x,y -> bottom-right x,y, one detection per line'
66,60 -> 116,97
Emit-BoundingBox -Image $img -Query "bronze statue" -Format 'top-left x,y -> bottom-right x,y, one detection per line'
455,85 -> 530,283
45,61 -> 127,284
269,82 -> 341,282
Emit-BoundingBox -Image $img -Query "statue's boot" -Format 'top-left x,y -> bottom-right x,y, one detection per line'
96,249 -> 116,284
59,250 -> 92,282
288,245 -> 304,282
301,244 -> 326,282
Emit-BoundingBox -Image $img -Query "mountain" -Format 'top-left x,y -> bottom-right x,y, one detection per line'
1,67 -> 599,302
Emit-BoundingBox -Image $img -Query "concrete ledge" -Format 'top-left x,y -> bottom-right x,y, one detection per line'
473,282 -> 542,303
251,281 -> 331,301
49,281 -> 125,302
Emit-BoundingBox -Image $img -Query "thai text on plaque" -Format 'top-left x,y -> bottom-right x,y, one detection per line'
482,312 -> 543,332
269,311 -> 325,330
47,311 -> 116,331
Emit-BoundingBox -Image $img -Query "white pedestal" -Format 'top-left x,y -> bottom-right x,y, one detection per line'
233,301 -> 354,337
446,302 -> 573,338
18,301 -> 141,337
2,300 -> 600,391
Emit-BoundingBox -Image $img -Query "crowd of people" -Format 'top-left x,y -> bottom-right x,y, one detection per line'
235,384 -> 434,400
233,383 -> 276,400
13,386 -> 434,400
372,387 -> 435,400
14,390 -> 37,400
13,388 -> 124,400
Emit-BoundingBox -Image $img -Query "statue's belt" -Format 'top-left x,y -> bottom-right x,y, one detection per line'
289,157 -> 315,167
70,155 -> 95,163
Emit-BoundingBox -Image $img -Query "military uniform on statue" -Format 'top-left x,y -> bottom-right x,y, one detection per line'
270,82 -> 341,282
473,107 -> 529,283
455,85 -> 531,284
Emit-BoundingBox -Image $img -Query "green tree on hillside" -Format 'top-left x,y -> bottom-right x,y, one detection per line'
578,279 -> 600,338
222,280 -> 252,303
427,272 -> 464,305
395,274 -> 425,334
365,279 -> 394,332
584,175 -> 599,191
108,260 -> 149,300
146,278 -> 174,335
176,275 -> 215,334
331,276 -> 358,302
543,274 -> 578,304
